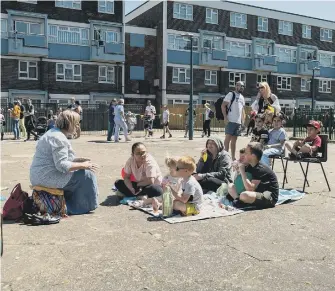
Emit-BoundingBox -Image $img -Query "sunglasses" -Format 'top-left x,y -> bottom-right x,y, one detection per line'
258,86 -> 265,89
134,151 -> 146,156
176,166 -> 187,171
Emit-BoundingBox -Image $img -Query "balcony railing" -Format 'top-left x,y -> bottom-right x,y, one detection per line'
8,33 -> 48,56
253,54 -> 277,72
90,41 -> 125,62
200,48 -> 228,67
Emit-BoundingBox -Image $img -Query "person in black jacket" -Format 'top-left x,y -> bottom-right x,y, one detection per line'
107,99 -> 117,141
24,99 -> 38,141
195,136 -> 233,192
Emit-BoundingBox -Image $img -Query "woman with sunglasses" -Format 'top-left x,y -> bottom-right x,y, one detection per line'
115,142 -> 163,198
252,82 -> 281,114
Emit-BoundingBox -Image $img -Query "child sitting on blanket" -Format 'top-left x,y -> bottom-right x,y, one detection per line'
152,157 -> 183,214
172,156 -> 204,216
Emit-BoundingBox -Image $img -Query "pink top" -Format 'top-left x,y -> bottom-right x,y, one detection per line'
124,153 -> 162,185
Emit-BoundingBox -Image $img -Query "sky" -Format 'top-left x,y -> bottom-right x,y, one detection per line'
125,0 -> 335,22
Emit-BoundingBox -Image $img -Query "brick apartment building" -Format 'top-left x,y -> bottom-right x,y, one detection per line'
1,0 -> 125,106
126,0 -> 335,110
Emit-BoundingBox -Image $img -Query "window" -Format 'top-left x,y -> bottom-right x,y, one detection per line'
49,25 -> 89,45
229,72 -> 246,87
98,66 -> 115,83
172,68 -> 190,84
55,0 -> 81,10
203,35 -> 223,51
302,25 -> 311,39
258,17 -> 268,32
167,34 -> 198,51
319,53 -> 335,67
255,44 -> 271,56
17,0 -> 37,3
277,76 -> 291,90
19,61 -> 37,80
205,70 -> 217,86
1,19 -> 7,37
320,28 -> 332,42
94,29 -> 119,43
319,79 -> 331,93
206,8 -> 218,24
56,63 -> 82,82
230,12 -> 247,29
257,74 -> 267,83
14,21 -> 42,35
301,78 -> 310,92
98,0 -> 114,14
278,20 -> 293,36
277,48 -> 297,63
173,3 -> 193,20
226,41 -> 251,57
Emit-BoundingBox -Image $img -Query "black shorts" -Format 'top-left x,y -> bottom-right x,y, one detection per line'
252,191 -> 276,209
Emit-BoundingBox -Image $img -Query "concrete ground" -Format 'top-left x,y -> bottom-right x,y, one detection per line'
1,132 -> 335,291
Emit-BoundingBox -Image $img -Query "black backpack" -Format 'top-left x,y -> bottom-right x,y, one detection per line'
214,92 -> 236,120
208,110 -> 215,119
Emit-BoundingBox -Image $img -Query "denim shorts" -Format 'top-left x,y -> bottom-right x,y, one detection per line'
225,122 -> 242,136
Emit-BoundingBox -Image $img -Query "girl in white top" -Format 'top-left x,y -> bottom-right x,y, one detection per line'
160,105 -> 172,139
252,82 -> 281,114
202,103 -> 212,138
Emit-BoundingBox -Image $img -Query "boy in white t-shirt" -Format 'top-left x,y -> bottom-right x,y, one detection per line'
160,105 -> 172,139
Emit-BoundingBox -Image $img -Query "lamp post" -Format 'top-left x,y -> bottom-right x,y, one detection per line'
309,60 -> 320,113
182,33 -> 194,140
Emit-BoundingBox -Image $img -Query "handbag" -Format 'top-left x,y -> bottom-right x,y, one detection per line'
3,184 -> 29,220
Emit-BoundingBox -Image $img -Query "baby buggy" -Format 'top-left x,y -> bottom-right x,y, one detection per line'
34,116 -> 48,140
125,111 -> 137,134
143,115 -> 153,137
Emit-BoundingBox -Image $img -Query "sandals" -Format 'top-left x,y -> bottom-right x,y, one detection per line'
23,213 -> 61,225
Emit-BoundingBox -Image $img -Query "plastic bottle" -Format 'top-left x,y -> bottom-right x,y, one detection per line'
162,186 -> 173,217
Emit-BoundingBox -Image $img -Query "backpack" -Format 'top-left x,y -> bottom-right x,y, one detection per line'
3,184 -> 29,220
208,110 -> 215,119
214,92 -> 236,120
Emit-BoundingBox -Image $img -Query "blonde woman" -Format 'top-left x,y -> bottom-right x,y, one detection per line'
252,82 -> 281,114
30,110 -> 99,215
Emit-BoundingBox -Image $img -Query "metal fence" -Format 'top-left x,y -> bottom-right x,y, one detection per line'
292,108 -> 334,140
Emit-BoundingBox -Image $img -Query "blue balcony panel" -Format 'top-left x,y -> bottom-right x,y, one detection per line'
23,35 -> 46,47
91,45 -> 125,63
49,44 -> 90,61
299,62 -> 320,77
130,33 -> 145,48
8,38 -> 48,56
320,67 -> 335,79
104,43 -> 123,54
277,62 -> 298,74
253,56 -> 277,72
227,56 -> 252,70
1,39 -> 8,55
167,50 -> 199,65
200,50 -> 228,67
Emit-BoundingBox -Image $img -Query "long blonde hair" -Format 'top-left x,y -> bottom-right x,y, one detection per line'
258,82 -> 272,99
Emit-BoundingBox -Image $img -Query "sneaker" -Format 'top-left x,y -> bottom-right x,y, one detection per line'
201,133 -> 205,138
169,134 -> 172,138
184,135 -> 187,138
160,135 -> 165,139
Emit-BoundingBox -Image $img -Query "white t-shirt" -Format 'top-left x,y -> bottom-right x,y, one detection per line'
162,109 -> 169,123
145,105 -> 156,119
205,108 -> 211,121
224,91 -> 245,124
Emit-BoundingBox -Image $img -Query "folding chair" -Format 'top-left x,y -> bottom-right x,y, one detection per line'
269,150 -> 288,184
282,134 -> 331,192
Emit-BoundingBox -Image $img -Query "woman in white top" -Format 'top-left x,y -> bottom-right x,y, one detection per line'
251,82 -> 281,114
202,103 -> 212,138
160,105 -> 172,139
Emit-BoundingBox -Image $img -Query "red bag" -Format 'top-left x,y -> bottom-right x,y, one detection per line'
3,184 -> 28,220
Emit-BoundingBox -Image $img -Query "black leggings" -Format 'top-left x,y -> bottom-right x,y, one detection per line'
26,128 -> 38,140
203,120 -> 211,136
115,180 -> 163,198
198,177 -> 223,192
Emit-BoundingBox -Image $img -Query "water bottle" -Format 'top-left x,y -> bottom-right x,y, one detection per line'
162,186 -> 173,218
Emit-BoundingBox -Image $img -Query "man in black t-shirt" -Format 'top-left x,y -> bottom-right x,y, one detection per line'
237,142 -> 279,209
250,114 -> 269,145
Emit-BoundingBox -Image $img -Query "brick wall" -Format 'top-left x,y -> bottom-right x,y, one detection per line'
127,2 -> 163,28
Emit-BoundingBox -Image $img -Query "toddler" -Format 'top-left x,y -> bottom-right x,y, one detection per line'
251,114 -> 269,145
173,156 -> 204,216
261,113 -> 287,166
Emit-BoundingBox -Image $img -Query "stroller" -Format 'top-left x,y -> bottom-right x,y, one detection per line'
34,116 -> 48,140
143,115 -> 153,137
125,111 -> 137,134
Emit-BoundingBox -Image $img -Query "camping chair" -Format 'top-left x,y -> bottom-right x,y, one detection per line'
282,134 -> 331,192
269,150 -> 288,184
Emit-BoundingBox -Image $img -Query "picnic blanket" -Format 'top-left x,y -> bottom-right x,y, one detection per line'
122,189 -> 305,224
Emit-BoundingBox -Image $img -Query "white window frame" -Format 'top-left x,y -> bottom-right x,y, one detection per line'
318,79 -> 332,93
203,35 -> 223,51
205,70 -> 217,86
55,0 -> 81,10
206,8 -> 218,24
229,72 -> 246,87
1,19 -> 7,38
167,34 -> 199,52
18,61 -> 38,80
172,68 -> 190,84
14,20 -> 43,35
94,29 -> 119,44
318,53 -> 335,67
230,12 -> 247,29
277,48 -> 297,63
258,17 -> 268,32
98,0 -> 114,14
320,28 -> 333,42
56,63 -> 82,82
302,25 -> 311,39
278,20 -> 293,36
257,74 -> 267,83
226,41 -> 251,58
277,76 -> 291,91
48,25 -> 89,46
173,3 -> 193,21
301,78 -> 310,92
98,65 -> 115,84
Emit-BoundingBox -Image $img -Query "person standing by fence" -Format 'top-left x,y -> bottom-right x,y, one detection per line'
107,99 -> 116,141
202,103 -> 212,138
161,105 -> 172,139
114,99 -> 131,143
0,108 -> 5,141
145,100 -> 156,130
24,99 -> 38,141
74,101 -> 82,138
17,100 -> 27,139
